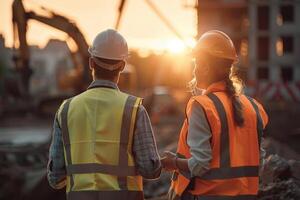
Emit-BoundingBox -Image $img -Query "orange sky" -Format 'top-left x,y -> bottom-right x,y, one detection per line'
0,0 -> 197,52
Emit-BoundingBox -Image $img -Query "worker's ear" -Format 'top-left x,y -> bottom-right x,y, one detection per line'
119,61 -> 126,72
89,57 -> 94,70
203,61 -> 210,74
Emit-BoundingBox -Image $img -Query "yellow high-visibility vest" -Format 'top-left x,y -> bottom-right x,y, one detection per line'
57,82 -> 143,200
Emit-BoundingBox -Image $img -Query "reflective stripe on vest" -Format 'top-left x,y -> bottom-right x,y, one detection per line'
61,98 -> 74,189
168,189 -> 257,200
61,92 -> 143,200
67,190 -> 144,200
183,193 -> 258,200
246,96 -> 264,148
169,189 -> 258,200
207,93 -> 230,168
118,95 -> 138,190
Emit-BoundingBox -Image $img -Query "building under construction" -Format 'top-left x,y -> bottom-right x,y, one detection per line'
196,0 -> 300,102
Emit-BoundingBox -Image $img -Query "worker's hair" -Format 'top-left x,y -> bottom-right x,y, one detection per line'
92,57 -> 123,80
219,59 -> 245,127
226,72 -> 245,127
192,53 -> 245,127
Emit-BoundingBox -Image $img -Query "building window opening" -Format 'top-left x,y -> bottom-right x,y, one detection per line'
279,5 -> 294,25
257,66 -> 269,80
281,66 -> 293,82
257,6 -> 269,30
257,37 -> 269,60
281,36 -> 294,54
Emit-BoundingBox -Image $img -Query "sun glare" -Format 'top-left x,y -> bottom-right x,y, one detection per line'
164,38 -> 196,54
166,40 -> 186,54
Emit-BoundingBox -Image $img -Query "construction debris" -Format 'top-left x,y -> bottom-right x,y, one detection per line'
258,155 -> 300,200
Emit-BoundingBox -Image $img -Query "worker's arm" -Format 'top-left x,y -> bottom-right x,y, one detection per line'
186,102 -> 212,176
132,105 -> 162,179
47,111 -> 67,189
161,102 -> 212,177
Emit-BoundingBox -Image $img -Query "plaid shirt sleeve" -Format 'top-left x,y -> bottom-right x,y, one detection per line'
47,112 -> 67,189
132,105 -> 162,179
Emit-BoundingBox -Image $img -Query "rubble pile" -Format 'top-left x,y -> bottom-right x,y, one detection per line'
258,154 -> 300,200
0,143 -> 64,200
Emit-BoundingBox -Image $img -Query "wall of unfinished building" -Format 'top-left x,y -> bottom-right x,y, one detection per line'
197,0 -> 300,101
248,0 -> 300,82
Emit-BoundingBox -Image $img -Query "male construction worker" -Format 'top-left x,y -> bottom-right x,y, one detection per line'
47,29 -> 161,200
161,30 -> 268,200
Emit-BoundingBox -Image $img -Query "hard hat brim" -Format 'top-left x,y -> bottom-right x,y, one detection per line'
91,56 -> 124,71
191,47 -> 238,62
88,47 -> 130,60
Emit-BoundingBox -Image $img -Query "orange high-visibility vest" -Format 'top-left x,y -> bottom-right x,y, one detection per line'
169,82 -> 268,200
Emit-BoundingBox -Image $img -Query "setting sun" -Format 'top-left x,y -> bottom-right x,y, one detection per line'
166,39 -> 186,54
164,38 -> 196,54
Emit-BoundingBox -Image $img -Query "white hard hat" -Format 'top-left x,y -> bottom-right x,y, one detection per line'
88,29 -> 129,70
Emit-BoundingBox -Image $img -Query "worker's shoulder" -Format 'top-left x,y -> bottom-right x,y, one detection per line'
241,95 -> 269,126
57,96 -> 75,112
189,95 -> 214,109
241,94 -> 266,109
119,91 -> 146,114
119,91 -> 143,102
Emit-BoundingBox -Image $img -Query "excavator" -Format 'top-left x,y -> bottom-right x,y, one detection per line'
10,0 -> 137,115
12,0 -> 90,95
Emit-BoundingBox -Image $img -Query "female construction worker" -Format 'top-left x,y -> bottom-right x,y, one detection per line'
161,30 -> 268,200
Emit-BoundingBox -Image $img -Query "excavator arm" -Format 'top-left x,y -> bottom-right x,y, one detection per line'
27,11 -> 89,63
27,10 -> 91,88
12,0 -> 91,94
12,0 -> 32,96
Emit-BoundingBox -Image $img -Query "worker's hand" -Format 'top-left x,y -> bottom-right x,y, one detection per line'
160,151 -> 177,171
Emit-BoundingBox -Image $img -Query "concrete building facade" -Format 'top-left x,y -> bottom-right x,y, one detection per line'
248,0 -> 300,101
196,0 -> 300,101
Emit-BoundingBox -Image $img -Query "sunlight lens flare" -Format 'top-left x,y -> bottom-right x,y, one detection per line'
166,39 -> 186,54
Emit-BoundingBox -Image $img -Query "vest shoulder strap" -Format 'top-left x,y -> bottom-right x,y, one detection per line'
206,93 -> 230,168
245,96 -> 264,148
60,98 -> 74,190
118,95 -> 141,189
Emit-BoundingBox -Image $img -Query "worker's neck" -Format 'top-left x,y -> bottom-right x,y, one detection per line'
197,78 -> 211,89
93,77 -> 118,84
198,76 -> 225,89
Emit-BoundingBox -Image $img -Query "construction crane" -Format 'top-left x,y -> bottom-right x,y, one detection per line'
115,0 -> 188,46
